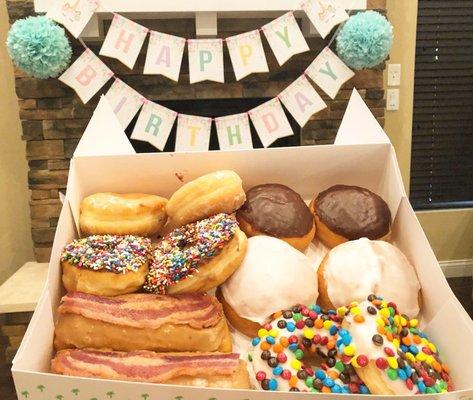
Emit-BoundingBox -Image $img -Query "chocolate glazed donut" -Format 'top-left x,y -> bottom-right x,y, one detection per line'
310,185 -> 391,249
236,184 -> 315,252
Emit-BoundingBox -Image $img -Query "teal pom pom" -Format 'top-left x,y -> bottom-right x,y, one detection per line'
6,16 -> 72,79
336,11 -> 393,70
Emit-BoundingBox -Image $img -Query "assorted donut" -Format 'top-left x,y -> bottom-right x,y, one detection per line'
52,170 -> 454,395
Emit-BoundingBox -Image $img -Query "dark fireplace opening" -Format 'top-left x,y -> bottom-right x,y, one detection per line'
126,97 -> 301,152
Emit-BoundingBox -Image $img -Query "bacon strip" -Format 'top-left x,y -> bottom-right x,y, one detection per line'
52,349 -> 240,383
57,292 -> 223,329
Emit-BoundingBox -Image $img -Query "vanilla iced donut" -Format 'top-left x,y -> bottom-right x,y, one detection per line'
166,170 -> 246,229
217,236 -> 318,337
338,296 -> 453,395
318,238 -> 421,317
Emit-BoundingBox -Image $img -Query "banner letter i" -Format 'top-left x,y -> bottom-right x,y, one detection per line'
239,45 -> 253,66
227,125 -> 242,146
115,29 -> 135,53
146,114 -> 163,136
275,26 -> 291,48
76,65 -> 97,86
114,96 -> 127,114
199,50 -> 212,72
189,125 -> 201,145
319,61 -> 337,80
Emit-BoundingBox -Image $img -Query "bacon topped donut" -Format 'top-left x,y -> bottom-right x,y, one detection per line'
54,291 -> 232,353
52,349 -> 251,389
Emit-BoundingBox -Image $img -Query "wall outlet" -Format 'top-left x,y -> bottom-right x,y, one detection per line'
387,88 -> 400,110
387,64 -> 401,86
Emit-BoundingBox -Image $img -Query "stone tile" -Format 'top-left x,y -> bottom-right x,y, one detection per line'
28,170 -> 68,189
31,219 -> 50,229
64,139 -> 80,159
43,119 -> 88,139
15,78 -> 71,99
30,190 -> 51,200
34,247 -> 52,263
26,140 -> 64,160
21,120 -> 43,141
32,227 -> 57,244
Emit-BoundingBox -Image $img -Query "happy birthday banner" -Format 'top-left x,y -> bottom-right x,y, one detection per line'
48,0 -> 349,83
49,0 -> 356,151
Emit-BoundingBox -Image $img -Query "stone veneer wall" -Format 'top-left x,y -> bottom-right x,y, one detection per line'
7,0 -> 386,262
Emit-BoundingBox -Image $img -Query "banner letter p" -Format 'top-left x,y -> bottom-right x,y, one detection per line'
199,50 -> 212,72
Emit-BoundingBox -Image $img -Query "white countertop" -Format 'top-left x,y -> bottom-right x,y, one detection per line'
0,262 -> 48,314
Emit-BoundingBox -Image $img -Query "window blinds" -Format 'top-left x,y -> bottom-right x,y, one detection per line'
410,0 -> 473,210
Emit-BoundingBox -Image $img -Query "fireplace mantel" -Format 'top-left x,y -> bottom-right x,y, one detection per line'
34,0 -> 367,38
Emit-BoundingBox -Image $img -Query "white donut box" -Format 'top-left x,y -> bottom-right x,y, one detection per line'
12,90 -> 473,400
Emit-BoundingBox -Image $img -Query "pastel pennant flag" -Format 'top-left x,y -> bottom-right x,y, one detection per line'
59,49 -> 113,104
104,78 -> 145,128
188,39 -> 224,84
249,98 -> 293,148
302,0 -> 349,39
143,31 -> 186,82
305,47 -> 355,99
175,114 -> 212,152
226,30 -> 269,81
131,101 -> 177,151
100,14 -> 148,69
262,12 -> 309,66
215,113 -> 253,150
46,0 -> 98,38
279,75 -> 327,127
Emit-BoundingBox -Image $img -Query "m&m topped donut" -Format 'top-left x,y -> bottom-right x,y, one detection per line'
249,304 -> 368,393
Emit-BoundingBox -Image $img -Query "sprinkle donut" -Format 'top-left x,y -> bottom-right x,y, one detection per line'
61,235 -> 151,296
144,213 -> 247,294
338,296 -> 453,395
249,304 -> 368,393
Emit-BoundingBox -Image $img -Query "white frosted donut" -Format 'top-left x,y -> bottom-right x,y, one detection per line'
220,236 -> 318,334
318,238 -> 421,317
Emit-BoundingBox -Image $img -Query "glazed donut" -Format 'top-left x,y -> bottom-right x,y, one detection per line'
338,295 -> 453,395
218,236 -> 318,337
144,213 -> 247,294
165,170 -> 246,229
318,238 -> 421,317
61,235 -> 151,296
80,192 -> 168,237
236,184 -> 315,252
52,349 -> 251,389
310,185 -> 391,248
249,304 -> 368,393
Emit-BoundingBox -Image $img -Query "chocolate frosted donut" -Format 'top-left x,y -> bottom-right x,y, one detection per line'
236,184 -> 315,251
310,185 -> 391,248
